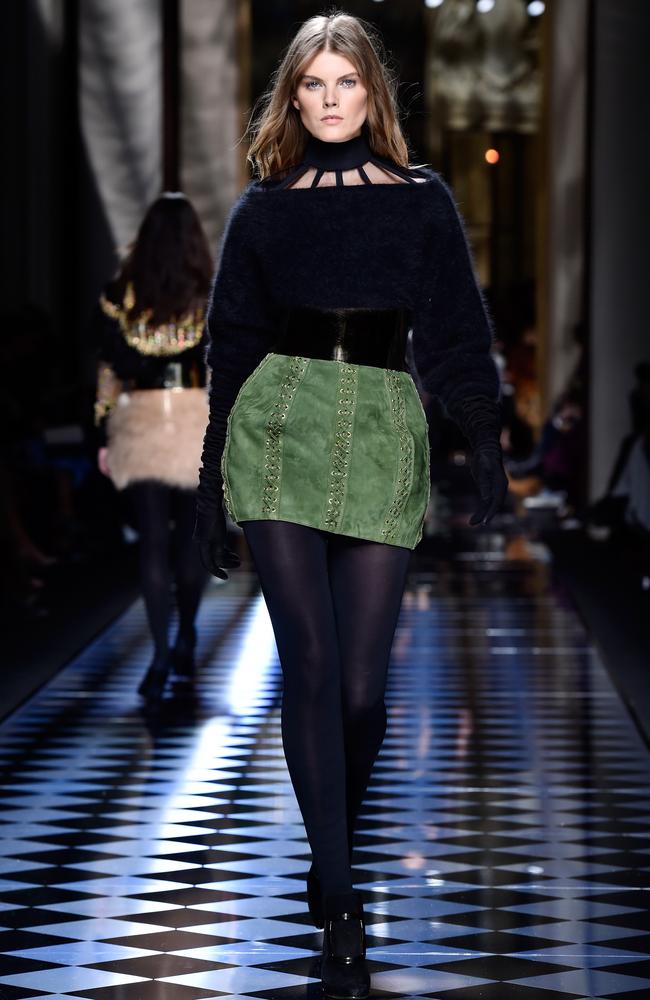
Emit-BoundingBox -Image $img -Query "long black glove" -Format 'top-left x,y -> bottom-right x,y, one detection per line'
192,483 -> 241,580
446,395 -> 508,526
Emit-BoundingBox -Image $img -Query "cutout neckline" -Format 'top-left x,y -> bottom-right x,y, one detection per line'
267,125 -> 431,190
270,163 -> 432,190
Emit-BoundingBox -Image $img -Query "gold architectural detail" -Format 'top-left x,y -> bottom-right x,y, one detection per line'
426,0 -> 540,135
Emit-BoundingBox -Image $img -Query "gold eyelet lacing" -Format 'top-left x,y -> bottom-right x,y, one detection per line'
382,371 -> 414,543
261,357 -> 310,517
221,469 -> 234,520
323,363 -> 358,533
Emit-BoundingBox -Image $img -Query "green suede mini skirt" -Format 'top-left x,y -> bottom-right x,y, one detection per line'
221,352 -> 431,549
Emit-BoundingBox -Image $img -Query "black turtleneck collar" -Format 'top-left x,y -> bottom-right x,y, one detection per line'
303,123 -> 372,171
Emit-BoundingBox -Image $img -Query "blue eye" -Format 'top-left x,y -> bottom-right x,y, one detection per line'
303,78 -> 357,90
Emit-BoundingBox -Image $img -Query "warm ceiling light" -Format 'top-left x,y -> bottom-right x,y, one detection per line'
485,148 -> 500,164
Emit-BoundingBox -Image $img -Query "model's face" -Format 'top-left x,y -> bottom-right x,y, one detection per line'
292,50 -> 368,142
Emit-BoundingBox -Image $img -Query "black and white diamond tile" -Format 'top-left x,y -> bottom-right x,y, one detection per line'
0,537 -> 649,999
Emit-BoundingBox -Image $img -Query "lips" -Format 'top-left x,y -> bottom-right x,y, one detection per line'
321,116 -> 342,121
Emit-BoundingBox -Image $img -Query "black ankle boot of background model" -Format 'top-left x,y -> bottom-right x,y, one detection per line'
321,890 -> 370,999
171,626 -> 197,685
137,650 -> 171,704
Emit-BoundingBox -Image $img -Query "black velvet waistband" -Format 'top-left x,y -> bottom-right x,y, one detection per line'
273,307 -> 408,369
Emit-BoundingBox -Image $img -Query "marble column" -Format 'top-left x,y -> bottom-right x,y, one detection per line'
539,0 -> 588,415
589,0 -> 650,497
79,0 -> 162,252
180,0 -> 247,248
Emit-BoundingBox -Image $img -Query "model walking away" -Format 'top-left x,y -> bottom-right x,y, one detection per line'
94,192 -> 214,706
194,12 -> 508,998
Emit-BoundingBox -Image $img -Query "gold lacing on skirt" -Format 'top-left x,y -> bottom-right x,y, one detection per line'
260,356 -> 310,518
323,363 -> 358,533
382,370 -> 415,544
221,353 -> 430,549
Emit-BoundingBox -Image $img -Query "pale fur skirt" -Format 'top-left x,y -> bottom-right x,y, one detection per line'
106,388 -> 209,491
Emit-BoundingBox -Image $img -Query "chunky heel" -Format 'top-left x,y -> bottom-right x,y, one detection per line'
321,890 -> 370,999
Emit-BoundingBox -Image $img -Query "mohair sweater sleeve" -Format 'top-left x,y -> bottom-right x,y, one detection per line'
411,176 -> 500,412
197,187 -> 285,517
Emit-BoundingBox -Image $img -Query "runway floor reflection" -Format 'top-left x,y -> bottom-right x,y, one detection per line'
0,531 -> 649,999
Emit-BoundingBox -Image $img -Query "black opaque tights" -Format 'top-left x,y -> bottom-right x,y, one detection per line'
128,481 -> 206,656
242,519 -> 411,897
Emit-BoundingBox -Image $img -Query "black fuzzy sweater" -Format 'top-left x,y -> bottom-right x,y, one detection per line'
198,164 -> 500,516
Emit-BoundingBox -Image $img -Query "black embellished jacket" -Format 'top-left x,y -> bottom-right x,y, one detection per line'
93,281 -> 208,446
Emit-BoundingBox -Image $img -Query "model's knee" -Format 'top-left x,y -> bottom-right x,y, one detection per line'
341,686 -> 386,725
279,634 -> 338,704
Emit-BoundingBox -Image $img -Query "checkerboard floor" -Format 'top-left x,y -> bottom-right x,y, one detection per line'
1,531 -> 649,999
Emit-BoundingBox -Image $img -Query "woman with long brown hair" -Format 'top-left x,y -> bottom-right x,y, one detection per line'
94,192 -> 212,705
195,12 -> 507,997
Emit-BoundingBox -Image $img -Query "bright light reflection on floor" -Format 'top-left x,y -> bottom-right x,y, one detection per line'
227,594 -> 277,715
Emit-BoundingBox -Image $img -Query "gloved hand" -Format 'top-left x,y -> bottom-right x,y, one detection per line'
193,502 -> 241,580
469,446 -> 509,525
446,394 -> 509,526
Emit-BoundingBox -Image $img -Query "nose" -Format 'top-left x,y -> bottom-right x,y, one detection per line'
323,89 -> 338,108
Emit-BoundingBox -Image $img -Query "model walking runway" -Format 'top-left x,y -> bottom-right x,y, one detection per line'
0,534 -> 649,999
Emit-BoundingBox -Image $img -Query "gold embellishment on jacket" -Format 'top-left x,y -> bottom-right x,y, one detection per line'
261,356 -> 309,517
382,371 -> 414,543
94,362 -> 123,426
324,362 -> 358,532
99,282 -> 205,357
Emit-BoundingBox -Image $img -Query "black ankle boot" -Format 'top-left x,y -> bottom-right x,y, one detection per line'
321,890 -> 370,999
171,627 -> 197,686
137,650 -> 171,703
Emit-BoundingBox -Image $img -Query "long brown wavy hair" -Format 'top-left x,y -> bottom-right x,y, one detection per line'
247,10 -> 410,179
113,193 -> 213,325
